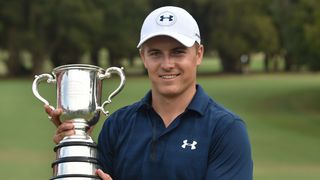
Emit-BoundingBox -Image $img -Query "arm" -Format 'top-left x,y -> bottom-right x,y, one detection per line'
206,120 -> 253,180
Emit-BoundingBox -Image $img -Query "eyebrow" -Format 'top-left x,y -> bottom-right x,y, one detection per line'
172,46 -> 187,51
144,44 -> 188,54
147,46 -> 187,51
147,48 -> 160,52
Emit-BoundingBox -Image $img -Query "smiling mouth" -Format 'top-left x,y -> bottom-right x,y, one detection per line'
159,74 -> 180,79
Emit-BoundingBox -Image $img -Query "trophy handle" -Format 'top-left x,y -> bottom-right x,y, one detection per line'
32,73 -> 56,110
98,67 -> 125,116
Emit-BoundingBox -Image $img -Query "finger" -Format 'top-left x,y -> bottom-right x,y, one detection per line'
87,126 -> 95,136
45,105 -> 63,128
96,169 -> 112,180
53,121 -> 75,144
56,122 -> 74,134
45,105 -> 60,127
44,104 -> 53,115
51,108 -> 63,127
53,129 -> 75,144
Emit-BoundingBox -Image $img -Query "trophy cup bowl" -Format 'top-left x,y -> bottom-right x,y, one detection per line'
32,64 -> 125,179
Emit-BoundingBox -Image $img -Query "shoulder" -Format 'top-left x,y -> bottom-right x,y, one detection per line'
206,98 -> 251,148
98,100 -> 142,143
192,85 -> 247,137
112,101 -> 141,117
204,98 -> 251,148
192,85 -> 243,127
206,98 -> 244,128
103,101 -> 141,126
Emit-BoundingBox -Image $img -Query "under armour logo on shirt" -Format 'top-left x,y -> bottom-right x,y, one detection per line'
181,140 -> 197,150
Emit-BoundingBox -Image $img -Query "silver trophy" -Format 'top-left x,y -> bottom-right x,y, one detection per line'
32,64 -> 125,179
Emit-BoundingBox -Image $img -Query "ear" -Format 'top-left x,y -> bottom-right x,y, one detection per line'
139,48 -> 148,69
196,44 -> 204,65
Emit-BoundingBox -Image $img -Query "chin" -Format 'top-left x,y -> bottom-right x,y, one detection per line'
157,85 -> 181,97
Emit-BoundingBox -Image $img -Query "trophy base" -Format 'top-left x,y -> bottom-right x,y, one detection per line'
50,174 -> 101,180
52,139 -> 101,180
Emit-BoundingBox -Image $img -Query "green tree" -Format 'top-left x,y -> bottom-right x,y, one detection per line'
303,0 -> 320,71
270,0 -> 319,71
20,0 -> 53,75
204,0 -> 279,73
0,0 -> 105,75
46,0 -> 104,67
1,0 -> 318,76
98,0 -> 149,67
0,0 -> 27,76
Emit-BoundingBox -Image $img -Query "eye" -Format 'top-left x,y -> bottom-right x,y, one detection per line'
148,50 -> 161,57
172,48 -> 186,56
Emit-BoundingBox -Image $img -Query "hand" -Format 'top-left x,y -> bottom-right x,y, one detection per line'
44,105 -> 94,144
44,105 -> 75,144
44,104 -> 63,128
96,169 -> 113,180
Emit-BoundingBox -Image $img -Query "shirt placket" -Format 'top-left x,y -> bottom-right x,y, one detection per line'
149,110 -> 165,162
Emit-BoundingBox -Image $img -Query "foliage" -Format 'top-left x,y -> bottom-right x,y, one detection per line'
303,0 -> 320,71
270,0 -> 320,71
99,0 -> 150,66
0,0 -> 319,76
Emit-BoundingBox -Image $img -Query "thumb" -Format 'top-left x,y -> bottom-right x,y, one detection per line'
96,169 -> 112,180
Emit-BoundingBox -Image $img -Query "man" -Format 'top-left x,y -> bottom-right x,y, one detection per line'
47,6 -> 253,180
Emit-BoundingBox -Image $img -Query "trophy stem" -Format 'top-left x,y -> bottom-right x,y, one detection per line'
61,118 -> 92,142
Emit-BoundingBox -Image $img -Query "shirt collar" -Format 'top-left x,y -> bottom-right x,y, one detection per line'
186,84 -> 210,116
137,84 -> 210,116
138,90 -> 153,110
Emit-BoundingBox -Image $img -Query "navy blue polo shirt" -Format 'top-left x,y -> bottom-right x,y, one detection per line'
98,85 -> 253,180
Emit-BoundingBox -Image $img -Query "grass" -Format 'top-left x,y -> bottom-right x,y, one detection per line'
0,73 -> 319,179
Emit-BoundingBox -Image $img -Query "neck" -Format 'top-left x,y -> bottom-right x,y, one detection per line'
152,85 -> 196,127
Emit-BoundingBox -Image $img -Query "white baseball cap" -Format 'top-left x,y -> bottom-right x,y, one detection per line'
137,6 -> 201,48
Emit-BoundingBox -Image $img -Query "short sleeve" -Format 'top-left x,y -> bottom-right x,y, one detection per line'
206,119 -> 253,180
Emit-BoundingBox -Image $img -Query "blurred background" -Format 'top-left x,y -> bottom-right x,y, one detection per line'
0,0 -> 319,179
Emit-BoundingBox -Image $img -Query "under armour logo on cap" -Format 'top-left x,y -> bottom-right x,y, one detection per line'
156,11 -> 176,26
137,6 -> 201,48
181,139 -> 197,150
159,15 -> 173,21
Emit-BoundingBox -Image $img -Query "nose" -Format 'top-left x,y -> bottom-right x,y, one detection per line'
161,56 -> 174,70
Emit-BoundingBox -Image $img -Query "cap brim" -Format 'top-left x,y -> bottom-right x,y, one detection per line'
137,32 -> 195,48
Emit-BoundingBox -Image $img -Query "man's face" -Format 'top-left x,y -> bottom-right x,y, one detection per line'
140,36 -> 203,98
